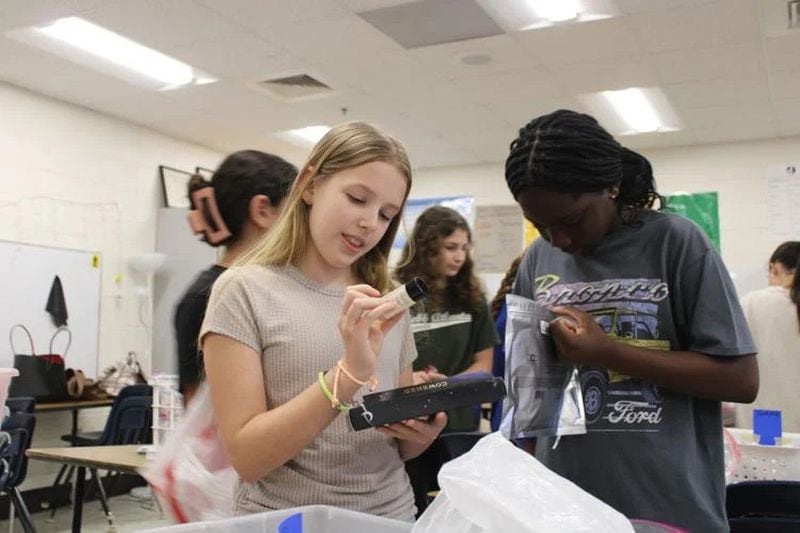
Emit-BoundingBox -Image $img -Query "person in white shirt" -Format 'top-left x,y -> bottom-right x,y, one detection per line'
736,241 -> 800,432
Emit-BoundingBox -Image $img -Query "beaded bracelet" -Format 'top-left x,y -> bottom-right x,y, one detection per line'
318,371 -> 349,413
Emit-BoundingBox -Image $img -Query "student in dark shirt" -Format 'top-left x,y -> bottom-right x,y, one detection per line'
174,150 -> 297,403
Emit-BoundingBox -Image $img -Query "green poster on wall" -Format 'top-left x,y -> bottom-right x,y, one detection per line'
664,192 -> 720,252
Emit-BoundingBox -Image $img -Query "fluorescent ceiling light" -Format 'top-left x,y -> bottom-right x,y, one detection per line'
579,87 -> 681,136
477,0 -> 617,32
32,17 -> 197,87
285,126 -> 331,145
529,0 -> 579,22
603,88 -> 661,132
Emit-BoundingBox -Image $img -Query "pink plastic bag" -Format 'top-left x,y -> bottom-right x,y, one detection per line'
140,383 -> 236,522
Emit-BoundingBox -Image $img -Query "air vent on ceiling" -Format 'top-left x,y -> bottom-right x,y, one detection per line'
253,74 -> 333,102
789,0 -> 800,29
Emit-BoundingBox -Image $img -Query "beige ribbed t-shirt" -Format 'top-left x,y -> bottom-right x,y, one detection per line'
200,264 -> 417,520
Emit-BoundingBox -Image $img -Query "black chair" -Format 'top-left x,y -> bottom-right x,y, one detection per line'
49,387 -> 152,527
727,481 -> 800,533
61,384 -> 152,446
0,412 -> 37,533
5,397 -> 36,415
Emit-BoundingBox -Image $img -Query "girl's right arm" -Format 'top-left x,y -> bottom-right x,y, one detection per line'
204,333 -> 362,483
204,284 -> 402,483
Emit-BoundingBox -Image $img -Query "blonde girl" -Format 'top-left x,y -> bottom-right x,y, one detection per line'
200,122 -> 446,520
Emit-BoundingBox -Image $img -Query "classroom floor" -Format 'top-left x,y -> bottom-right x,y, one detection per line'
0,489 -> 173,533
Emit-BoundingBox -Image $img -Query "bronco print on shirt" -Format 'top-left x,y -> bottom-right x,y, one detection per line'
535,275 -> 671,432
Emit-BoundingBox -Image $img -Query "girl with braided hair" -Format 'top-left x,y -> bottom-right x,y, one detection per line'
504,109 -> 758,531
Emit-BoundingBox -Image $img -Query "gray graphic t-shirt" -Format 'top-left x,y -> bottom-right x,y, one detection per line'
513,210 -> 755,532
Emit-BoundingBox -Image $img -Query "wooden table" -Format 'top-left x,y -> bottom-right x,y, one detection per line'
36,398 -> 114,438
27,445 -> 147,533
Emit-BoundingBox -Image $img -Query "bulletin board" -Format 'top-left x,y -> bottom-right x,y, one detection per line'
473,205 -> 524,273
0,241 -> 101,377
664,192 -> 721,252
766,164 -> 800,241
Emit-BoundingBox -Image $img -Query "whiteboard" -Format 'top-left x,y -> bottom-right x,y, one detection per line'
0,241 -> 101,377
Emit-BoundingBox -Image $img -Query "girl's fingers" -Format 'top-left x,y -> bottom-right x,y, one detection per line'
341,285 -> 381,315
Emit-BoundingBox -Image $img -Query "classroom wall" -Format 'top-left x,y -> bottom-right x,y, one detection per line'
0,82 -> 223,375
411,135 -> 800,284
0,82 -> 223,488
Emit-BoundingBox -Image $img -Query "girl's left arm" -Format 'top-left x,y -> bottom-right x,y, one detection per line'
378,369 -> 447,461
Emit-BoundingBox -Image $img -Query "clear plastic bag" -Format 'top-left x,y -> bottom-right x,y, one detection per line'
500,294 -> 586,439
140,383 -> 236,523
412,433 -> 633,533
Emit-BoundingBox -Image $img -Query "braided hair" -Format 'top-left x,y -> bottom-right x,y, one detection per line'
505,110 -> 662,215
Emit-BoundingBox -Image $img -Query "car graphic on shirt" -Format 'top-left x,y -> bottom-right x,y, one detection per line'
580,307 -> 669,424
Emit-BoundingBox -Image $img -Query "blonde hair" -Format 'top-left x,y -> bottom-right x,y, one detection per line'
238,121 -> 412,292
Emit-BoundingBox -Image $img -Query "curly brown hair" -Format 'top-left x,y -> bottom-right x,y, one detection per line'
395,206 -> 484,312
490,255 -> 523,320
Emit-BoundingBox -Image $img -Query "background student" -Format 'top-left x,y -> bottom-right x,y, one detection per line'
200,122 -> 446,520
736,241 -> 800,431
173,150 -> 297,404
504,109 -> 758,532
394,205 -> 498,515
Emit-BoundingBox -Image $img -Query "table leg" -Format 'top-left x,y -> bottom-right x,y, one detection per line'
72,465 -> 86,533
70,408 -> 79,439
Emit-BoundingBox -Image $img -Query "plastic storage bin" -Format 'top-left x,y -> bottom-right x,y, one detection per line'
151,373 -> 183,450
726,427 -> 800,482
137,505 -> 412,533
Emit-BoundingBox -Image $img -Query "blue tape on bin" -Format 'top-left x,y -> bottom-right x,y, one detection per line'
753,409 -> 782,446
277,512 -> 302,533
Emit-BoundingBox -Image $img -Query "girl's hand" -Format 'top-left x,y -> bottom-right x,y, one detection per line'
412,370 -> 447,385
339,284 -> 405,380
377,412 -> 447,445
549,306 -> 613,366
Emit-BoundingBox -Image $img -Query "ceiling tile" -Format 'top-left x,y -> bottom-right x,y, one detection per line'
248,13 -> 404,67
408,34 -> 540,81
341,0 -> 422,12
615,0 -> 717,14
166,32 -> 294,80
651,43 -> 765,84
621,129 -> 697,150
549,57 -> 660,93
771,97 -> 800,123
196,0 -> 349,25
626,0 -> 760,53
514,18 -> 640,66
446,67 -> 564,105
681,103 -> 775,129
768,68 -> 800,100
664,75 -> 771,108
81,0 -> 244,49
0,0 -> 105,32
692,122 -> 777,145
357,0 -> 503,49
765,34 -> 800,72
485,97 -> 584,129
0,39 -> 147,106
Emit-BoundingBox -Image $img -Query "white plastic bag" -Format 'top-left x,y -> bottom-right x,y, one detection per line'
140,383 -> 237,523
412,433 -> 633,533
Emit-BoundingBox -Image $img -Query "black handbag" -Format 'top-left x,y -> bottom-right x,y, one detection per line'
8,324 -> 71,402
